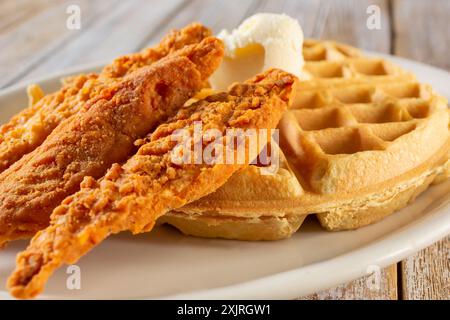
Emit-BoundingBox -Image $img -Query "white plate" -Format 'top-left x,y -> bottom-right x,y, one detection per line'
0,54 -> 449,300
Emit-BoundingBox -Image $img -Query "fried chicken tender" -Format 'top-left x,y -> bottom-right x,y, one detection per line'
7,69 -> 297,299
0,23 -> 211,173
0,37 -> 224,246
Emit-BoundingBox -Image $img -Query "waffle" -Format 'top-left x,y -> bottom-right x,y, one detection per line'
160,39 -> 450,239
160,145 -> 306,240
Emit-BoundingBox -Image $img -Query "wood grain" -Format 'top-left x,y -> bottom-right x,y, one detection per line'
241,0 -> 322,37
0,0 -> 122,88
0,0 -> 58,33
393,0 -> 450,300
320,0 -> 391,53
302,264 -> 397,300
401,237 -> 450,300
22,0 -> 185,81
140,0 -> 257,45
393,0 -> 450,70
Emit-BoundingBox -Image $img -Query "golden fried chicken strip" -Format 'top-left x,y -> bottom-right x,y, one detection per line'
0,37 -> 224,246
0,23 -> 211,173
7,69 -> 297,299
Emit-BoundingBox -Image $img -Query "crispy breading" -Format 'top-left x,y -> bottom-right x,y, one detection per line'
7,69 -> 297,299
0,37 -> 224,246
0,23 -> 211,173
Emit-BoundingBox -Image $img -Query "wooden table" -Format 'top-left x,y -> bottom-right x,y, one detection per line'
0,0 -> 449,300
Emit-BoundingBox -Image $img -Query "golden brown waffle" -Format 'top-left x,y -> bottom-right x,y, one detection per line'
159,145 -> 306,240
161,39 -> 450,239
300,39 -> 415,90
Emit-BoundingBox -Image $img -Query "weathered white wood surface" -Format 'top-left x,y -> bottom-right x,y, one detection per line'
302,264 -> 398,300
0,0 -> 448,299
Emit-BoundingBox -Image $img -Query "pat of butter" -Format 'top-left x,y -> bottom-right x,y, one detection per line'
210,13 -> 304,90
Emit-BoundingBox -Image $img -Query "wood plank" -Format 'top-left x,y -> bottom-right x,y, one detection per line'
320,0 -> 391,53
393,0 -> 450,70
241,0 -> 321,37
301,264 -> 398,300
0,0 -> 122,89
140,0 -> 257,47
21,0 -> 185,82
8,0 -> 258,86
0,0 -> 59,33
393,0 -> 450,300
401,237 -> 450,300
